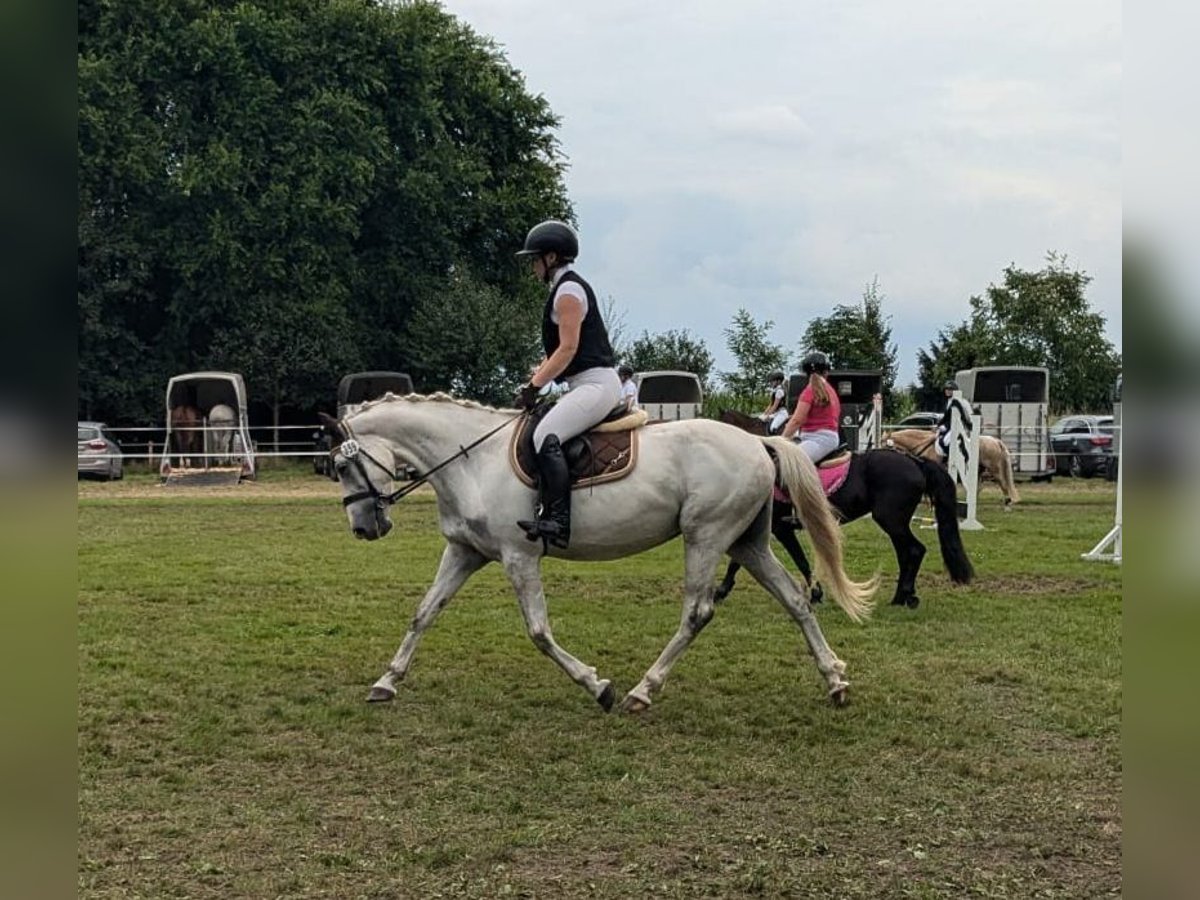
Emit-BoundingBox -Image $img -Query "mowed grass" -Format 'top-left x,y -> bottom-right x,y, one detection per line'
79,470 -> 1121,898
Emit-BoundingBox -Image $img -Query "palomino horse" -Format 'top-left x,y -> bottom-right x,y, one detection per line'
885,428 -> 1019,508
207,403 -> 236,465
168,404 -> 203,467
717,409 -> 974,609
320,393 -> 877,712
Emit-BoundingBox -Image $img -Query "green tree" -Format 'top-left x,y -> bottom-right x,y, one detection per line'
720,308 -> 788,398
917,254 -> 1120,413
800,279 -> 900,415
78,0 -> 568,423
623,329 -> 715,389
403,268 -> 542,406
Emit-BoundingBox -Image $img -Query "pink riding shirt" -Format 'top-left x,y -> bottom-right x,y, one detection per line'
799,383 -> 840,433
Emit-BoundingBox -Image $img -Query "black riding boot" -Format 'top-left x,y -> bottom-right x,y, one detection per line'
517,434 -> 571,549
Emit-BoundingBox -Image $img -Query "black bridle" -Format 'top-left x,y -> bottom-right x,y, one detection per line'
334,412 -> 523,509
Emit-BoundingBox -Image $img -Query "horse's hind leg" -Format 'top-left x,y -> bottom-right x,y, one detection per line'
728,543 -> 851,705
621,541 -> 723,713
876,511 -> 925,609
503,553 -> 615,711
368,541 -> 488,702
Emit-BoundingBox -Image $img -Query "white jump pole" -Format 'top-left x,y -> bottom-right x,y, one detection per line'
1082,402 -> 1121,563
948,394 -> 984,531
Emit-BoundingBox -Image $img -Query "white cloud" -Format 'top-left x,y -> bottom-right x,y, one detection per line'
444,1 -> 1122,382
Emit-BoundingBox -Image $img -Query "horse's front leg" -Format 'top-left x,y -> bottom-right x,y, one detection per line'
621,541 -> 722,713
772,521 -> 822,604
367,541 -> 488,703
503,553 -> 615,711
714,561 -> 740,603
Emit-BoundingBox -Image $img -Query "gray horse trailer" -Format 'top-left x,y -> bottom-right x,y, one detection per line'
955,366 -> 1053,478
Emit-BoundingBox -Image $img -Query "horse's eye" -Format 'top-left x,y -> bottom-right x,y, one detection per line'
334,462 -> 347,476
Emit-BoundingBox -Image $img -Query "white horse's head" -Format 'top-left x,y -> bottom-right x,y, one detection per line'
319,412 -> 396,541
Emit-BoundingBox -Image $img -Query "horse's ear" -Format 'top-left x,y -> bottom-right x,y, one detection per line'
317,412 -> 343,442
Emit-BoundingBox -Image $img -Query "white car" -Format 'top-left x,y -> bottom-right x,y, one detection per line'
78,422 -> 124,481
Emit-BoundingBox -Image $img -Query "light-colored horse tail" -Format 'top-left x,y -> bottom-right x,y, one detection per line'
990,437 -> 1020,505
760,437 -> 878,623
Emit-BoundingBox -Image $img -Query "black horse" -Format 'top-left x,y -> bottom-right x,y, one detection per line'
717,409 -> 974,608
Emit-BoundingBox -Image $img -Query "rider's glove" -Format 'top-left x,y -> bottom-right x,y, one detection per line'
514,382 -> 541,410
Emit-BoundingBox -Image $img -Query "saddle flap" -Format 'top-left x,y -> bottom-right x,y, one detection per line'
818,450 -> 853,469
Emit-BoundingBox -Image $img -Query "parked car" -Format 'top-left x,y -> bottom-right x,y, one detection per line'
1049,415 -> 1115,478
893,411 -> 942,430
77,422 -> 124,480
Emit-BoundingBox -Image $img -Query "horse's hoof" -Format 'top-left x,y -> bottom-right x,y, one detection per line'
619,691 -> 651,714
597,681 -> 615,712
366,685 -> 396,703
811,585 -> 824,604
906,596 -> 921,610
713,587 -> 730,605
890,596 -> 907,606
829,685 -> 850,707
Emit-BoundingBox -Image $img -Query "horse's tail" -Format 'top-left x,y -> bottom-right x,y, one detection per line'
760,437 -> 877,622
993,438 -> 1019,505
915,457 -> 975,584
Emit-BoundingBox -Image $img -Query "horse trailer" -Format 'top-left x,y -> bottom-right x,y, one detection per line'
955,365 -> 1053,478
632,371 -> 704,421
161,371 -> 255,484
314,371 -> 414,477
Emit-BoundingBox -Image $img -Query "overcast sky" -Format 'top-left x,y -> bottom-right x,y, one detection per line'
443,0 -> 1121,384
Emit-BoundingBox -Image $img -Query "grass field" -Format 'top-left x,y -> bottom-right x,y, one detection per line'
78,468 -> 1121,898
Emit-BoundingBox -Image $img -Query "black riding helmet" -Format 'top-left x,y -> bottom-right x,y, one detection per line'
800,351 -> 830,374
943,379 -> 959,391
618,364 -> 634,379
515,220 -> 578,262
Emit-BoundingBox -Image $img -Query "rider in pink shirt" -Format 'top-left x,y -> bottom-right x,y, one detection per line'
782,351 -> 842,462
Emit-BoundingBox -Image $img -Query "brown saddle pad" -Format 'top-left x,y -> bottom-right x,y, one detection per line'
510,410 -> 643,489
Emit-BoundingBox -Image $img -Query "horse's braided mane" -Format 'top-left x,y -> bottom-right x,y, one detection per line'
353,391 -> 514,415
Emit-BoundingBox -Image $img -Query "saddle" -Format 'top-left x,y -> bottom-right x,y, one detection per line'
510,404 -> 649,489
772,443 -> 853,501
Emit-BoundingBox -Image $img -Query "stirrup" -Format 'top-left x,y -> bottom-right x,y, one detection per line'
516,517 -> 570,548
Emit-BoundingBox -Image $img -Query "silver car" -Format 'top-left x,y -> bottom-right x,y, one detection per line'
78,422 -> 123,480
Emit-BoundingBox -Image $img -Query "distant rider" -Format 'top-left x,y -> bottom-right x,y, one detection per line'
759,371 -> 789,435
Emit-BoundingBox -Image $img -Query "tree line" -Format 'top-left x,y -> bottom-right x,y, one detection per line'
78,1 -> 1120,426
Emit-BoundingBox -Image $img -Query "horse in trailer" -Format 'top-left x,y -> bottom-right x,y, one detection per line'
207,403 -> 237,465
319,393 -> 878,712
169,404 -> 203,468
884,428 -> 1019,508
717,409 -> 975,609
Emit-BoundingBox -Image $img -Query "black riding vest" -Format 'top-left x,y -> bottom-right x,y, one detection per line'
541,271 -> 615,380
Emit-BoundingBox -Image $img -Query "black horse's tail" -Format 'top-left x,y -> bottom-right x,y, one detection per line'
915,456 -> 975,584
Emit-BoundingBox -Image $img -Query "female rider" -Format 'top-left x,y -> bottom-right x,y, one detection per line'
781,351 -> 841,462
512,220 -> 620,549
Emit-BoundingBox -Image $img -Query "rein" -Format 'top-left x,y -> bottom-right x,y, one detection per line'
335,410 -> 524,508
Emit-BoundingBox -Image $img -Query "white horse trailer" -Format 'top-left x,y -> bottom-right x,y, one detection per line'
632,371 -> 704,421
955,365 -> 1053,478
161,371 -> 255,485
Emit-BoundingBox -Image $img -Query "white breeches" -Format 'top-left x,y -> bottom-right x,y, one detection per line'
533,367 -> 623,452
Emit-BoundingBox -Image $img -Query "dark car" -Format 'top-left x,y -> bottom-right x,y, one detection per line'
894,412 -> 942,430
78,422 -> 124,481
1049,415 -> 1115,478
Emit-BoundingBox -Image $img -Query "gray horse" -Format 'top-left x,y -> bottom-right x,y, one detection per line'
321,393 -> 877,712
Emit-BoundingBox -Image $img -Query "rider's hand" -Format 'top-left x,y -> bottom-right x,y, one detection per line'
514,382 -> 541,410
